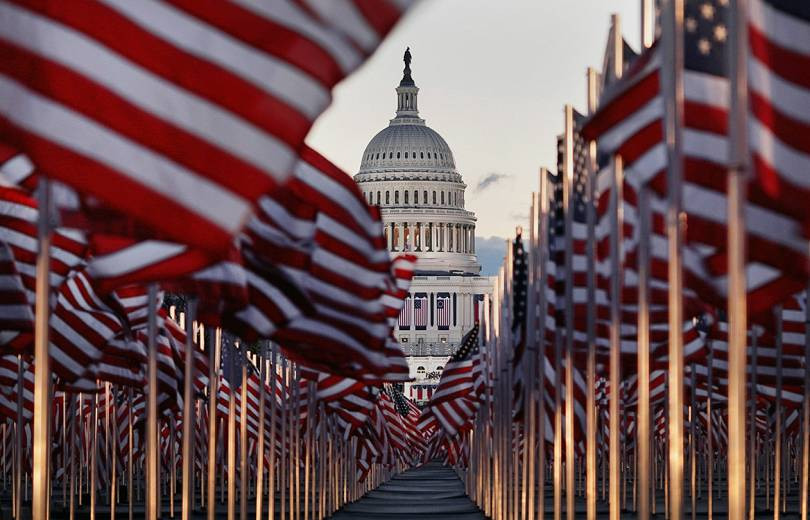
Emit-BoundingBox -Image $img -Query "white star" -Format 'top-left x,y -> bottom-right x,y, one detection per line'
685,17 -> 698,32
700,3 -> 715,20
714,24 -> 727,43
698,38 -> 712,55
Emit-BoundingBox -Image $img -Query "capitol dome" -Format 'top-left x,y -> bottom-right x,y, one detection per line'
354,48 -> 479,275
358,122 -> 457,174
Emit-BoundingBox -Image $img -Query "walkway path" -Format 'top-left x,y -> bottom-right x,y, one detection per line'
331,462 -> 486,520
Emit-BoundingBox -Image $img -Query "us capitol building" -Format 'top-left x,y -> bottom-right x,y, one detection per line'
354,49 -> 492,402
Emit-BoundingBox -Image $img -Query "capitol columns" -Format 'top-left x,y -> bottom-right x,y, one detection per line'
428,222 -> 434,251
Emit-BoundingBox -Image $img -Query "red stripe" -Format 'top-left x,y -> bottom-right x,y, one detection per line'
0,120 -> 235,252
749,22 -> 810,90
0,38 -> 281,200
750,90 -> 810,155
580,71 -> 659,142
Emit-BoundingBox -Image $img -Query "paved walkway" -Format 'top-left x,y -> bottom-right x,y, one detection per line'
331,462 -> 486,520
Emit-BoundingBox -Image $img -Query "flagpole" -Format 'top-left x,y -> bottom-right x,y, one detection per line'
522,191 -> 539,520
607,14 -> 624,520
562,103 -> 576,520
749,328 -> 758,520
706,343 -> 714,520
268,345 -> 277,520
240,343 -> 248,520
728,1 -> 750,518
227,336 -> 237,520
91,384 -> 98,520
146,283 -> 160,520
585,66 -> 599,520
182,301 -> 197,520
15,356 -> 23,520
279,355 -> 288,520
774,306 -> 783,520
255,343 -> 267,520
802,283 -> 810,520
661,1 -> 686,517
127,387 -> 133,520
32,176 -> 52,520
637,185 -> 652,520
538,168 -> 550,520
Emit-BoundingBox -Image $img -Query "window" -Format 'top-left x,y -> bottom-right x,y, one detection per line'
416,366 -> 425,374
377,191 -> 381,205
385,191 -> 390,204
440,337 -> 447,344
420,152 -> 424,159
376,153 -> 379,159
433,191 -> 437,204
405,152 -> 408,158
397,152 -> 400,159
395,191 -> 399,204
427,152 -> 431,159
414,191 -> 418,204
436,366 -> 443,372
423,191 -> 428,204
441,192 -> 445,205
400,337 -> 409,343
404,191 -> 408,204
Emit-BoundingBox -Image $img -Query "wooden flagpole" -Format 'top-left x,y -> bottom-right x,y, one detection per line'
728,1 -> 750,518
637,186 -> 652,520
706,344 -> 714,520
128,388 -> 134,520
255,343 -> 267,520
32,177 -> 52,520
227,337 -> 237,520
661,1 -> 686,517
562,103 -> 576,520
749,329 -> 758,520
802,284 -> 810,520
240,343 -> 249,520
15,356 -> 23,520
91,384 -> 98,520
146,284 -> 160,520
774,306 -> 783,520
585,66 -> 599,520
538,168 -> 551,520
208,327 -> 221,520
268,345 -> 277,520
182,301 -> 198,520
608,14 -> 624,520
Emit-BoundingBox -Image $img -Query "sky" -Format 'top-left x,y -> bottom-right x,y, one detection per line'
307,1 -> 642,273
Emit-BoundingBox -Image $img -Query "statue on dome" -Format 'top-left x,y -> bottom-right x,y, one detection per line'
404,47 -> 412,68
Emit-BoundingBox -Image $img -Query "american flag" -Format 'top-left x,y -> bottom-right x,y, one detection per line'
0,1 -> 413,252
436,293 -> 451,329
423,324 -> 479,436
510,231 -> 528,419
748,2 -> 810,235
413,293 -> 428,329
398,295 -> 411,329
582,0 -> 805,319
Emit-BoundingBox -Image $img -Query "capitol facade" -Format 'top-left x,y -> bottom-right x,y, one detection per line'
354,49 -> 492,403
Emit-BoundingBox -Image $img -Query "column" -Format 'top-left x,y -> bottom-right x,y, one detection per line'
428,222 -> 433,252
415,222 -> 422,252
398,222 -> 404,251
471,225 -> 475,253
438,223 -> 444,252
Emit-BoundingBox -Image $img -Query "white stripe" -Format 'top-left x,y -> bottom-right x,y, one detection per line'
0,75 -> 251,233
749,117 -> 810,189
102,0 -> 329,118
749,57 -> 810,125
231,0 -> 360,73
749,0 -> 810,56
89,241 -> 186,278
1,2 -> 297,179
684,70 -> 729,108
0,154 -> 34,186
598,97 -> 663,154
302,0 -> 380,52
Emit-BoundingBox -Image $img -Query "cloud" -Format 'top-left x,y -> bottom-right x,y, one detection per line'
475,172 -> 509,192
474,236 -> 508,276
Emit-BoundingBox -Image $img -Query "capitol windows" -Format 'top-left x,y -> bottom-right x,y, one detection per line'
397,152 -> 400,159
423,191 -> 428,204
416,366 -> 425,375
395,191 -> 399,204
386,191 -> 390,204
405,152 -> 408,158
404,191 -> 408,204
433,191 -> 437,204
420,152 -> 424,159
436,366 -> 443,372
377,191 -> 381,204
414,191 -> 418,204
427,152 -> 431,159
376,153 -> 379,159
441,192 -> 445,205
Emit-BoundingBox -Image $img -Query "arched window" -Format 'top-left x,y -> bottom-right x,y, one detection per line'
441,192 -> 445,205
397,152 -> 400,159
377,191 -> 381,204
376,153 -> 379,159
427,152 -> 431,159
404,191 -> 408,204
405,152 -> 408,159
420,152 -> 424,159
433,191 -> 437,204
385,191 -> 390,204
395,191 -> 399,204
414,191 -> 418,204
423,191 -> 428,204
436,366 -> 443,372
416,366 -> 425,375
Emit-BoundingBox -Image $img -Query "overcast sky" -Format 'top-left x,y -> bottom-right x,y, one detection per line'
307,0 -> 641,242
